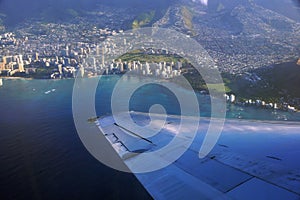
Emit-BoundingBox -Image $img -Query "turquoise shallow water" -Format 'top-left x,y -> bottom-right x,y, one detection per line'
0,76 -> 299,199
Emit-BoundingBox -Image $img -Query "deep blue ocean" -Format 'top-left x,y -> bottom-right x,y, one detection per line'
0,76 -> 299,200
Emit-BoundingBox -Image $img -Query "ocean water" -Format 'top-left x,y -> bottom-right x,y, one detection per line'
0,76 -> 299,200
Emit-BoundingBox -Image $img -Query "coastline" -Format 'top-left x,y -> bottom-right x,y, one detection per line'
1,73 -> 299,114
0,76 -> 33,80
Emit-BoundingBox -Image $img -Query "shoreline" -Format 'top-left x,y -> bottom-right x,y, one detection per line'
0,76 -> 33,80
1,74 -> 299,114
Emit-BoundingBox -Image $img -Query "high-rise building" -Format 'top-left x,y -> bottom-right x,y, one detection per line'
18,63 -> 24,72
65,46 -> 69,57
58,64 -> 63,74
167,66 -> 172,73
19,55 -> 23,63
92,57 -> 97,71
158,62 -> 163,71
78,66 -> 85,78
0,62 -> 4,70
119,63 -> 124,72
133,61 -> 137,70
230,94 -> 236,103
35,53 -> 39,61
102,49 -> 105,67
0,56 -> 6,70
155,69 -> 160,76
176,62 -> 182,70
2,56 -> 7,65
127,62 -> 132,71
110,63 -> 114,71
95,45 -> 99,56
145,63 -> 151,75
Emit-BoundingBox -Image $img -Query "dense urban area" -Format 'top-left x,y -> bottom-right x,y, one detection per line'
0,0 -> 299,111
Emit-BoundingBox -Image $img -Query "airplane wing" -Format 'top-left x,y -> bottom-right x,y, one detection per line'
97,112 -> 300,200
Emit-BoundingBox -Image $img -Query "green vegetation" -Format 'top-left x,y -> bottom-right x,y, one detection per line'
118,52 -> 230,93
262,61 -> 300,98
132,11 -> 156,29
172,71 -> 231,93
181,6 -> 195,35
206,83 -> 231,93
120,52 -> 299,104
223,74 -> 279,101
220,60 -> 300,104
41,7 -> 82,22
31,67 -> 56,79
